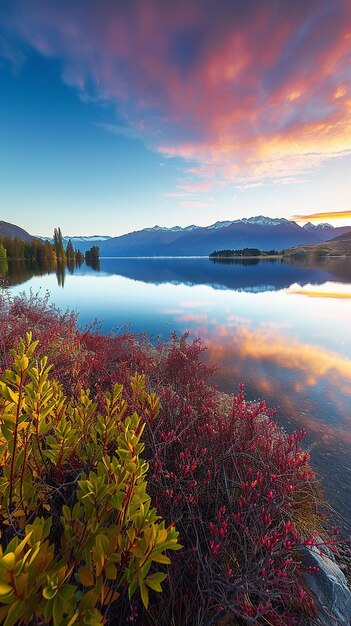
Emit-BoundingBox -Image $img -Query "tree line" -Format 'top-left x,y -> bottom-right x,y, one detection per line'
0,227 -> 99,268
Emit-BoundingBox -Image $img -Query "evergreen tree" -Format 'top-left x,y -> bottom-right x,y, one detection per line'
75,249 -> 84,267
53,227 -> 65,260
85,245 -> 100,270
43,240 -> 56,261
66,239 -> 75,259
85,245 -> 100,263
0,242 -> 7,259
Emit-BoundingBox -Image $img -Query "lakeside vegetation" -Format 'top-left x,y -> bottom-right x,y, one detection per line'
84,245 -> 100,271
0,333 -> 180,625
0,229 -> 100,286
0,227 -> 99,266
0,288 -> 338,625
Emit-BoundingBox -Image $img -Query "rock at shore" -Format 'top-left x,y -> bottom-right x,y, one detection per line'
303,545 -> 351,626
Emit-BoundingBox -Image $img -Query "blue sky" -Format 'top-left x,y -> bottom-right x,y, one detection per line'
1,0 -> 351,236
1,52 -> 182,236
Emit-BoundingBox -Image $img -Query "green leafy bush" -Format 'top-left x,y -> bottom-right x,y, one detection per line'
0,333 -> 180,625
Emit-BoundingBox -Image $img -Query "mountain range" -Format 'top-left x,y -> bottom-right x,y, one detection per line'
1,217 -> 351,257
97,216 -> 351,256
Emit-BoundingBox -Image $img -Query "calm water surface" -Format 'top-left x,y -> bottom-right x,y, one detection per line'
5,256 -> 351,533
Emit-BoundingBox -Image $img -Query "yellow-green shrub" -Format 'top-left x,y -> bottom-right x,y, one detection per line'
0,333 -> 181,625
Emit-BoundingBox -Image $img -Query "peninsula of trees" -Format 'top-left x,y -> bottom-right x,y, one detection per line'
85,244 -> 100,269
209,247 -> 281,258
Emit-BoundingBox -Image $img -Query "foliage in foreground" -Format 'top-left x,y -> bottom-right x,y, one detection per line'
0,291 -> 336,625
0,334 -> 180,625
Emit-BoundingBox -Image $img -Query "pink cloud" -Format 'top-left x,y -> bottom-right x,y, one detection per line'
177,180 -> 212,193
180,200 -> 216,208
163,191 -> 190,198
5,0 -> 351,185
163,178 -> 216,199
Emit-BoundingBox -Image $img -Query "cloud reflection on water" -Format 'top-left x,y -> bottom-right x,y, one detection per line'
287,281 -> 351,299
173,316 -> 351,445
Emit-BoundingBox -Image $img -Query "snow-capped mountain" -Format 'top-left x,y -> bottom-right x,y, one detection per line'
99,216 -> 351,257
65,235 -> 112,242
207,220 -> 233,230
300,222 -> 351,242
144,216 -> 291,233
241,216 -> 290,226
144,224 -> 198,233
41,235 -> 113,253
47,235 -> 112,242
302,222 -> 333,230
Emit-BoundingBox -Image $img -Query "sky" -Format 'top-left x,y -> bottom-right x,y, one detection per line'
1,0 -> 351,236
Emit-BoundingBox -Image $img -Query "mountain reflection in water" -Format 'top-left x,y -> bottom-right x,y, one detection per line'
3,255 -> 351,292
99,256 -> 351,292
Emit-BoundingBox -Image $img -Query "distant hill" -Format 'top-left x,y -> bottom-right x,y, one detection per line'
0,220 -> 33,242
99,216 -> 351,257
283,231 -> 351,258
329,230 -> 351,243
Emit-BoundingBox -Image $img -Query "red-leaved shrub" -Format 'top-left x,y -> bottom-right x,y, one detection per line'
0,291 -> 334,625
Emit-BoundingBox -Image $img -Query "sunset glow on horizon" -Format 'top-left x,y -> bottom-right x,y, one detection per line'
1,0 -> 350,235
292,210 -> 351,224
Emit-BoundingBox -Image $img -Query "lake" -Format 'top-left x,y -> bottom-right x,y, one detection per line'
4,255 -> 351,534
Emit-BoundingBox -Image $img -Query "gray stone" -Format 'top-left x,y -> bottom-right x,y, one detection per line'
303,545 -> 351,625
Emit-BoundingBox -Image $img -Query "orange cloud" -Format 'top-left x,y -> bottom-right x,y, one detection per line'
6,0 -> 351,186
292,210 -> 351,222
